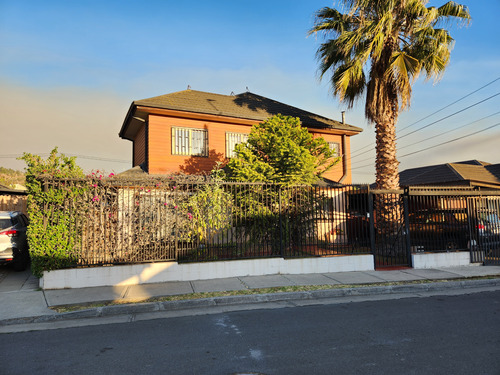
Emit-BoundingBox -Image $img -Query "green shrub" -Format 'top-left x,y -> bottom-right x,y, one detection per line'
18,148 -> 85,277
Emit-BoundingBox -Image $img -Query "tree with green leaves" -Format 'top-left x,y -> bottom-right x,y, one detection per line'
18,147 -> 85,277
310,0 -> 470,189
225,114 -> 339,185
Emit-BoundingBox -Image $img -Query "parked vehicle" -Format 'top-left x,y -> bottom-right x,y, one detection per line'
408,209 -> 470,251
346,206 -> 493,252
0,211 -> 30,271
471,210 -> 500,253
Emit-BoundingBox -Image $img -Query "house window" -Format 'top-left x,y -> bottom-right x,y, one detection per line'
172,127 -> 208,156
226,132 -> 249,158
328,142 -> 340,157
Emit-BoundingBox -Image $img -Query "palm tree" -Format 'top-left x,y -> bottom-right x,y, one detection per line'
310,0 -> 470,189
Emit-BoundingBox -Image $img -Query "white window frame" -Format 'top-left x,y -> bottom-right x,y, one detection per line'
225,132 -> 249,158
328,142 -> 340,157
171,127 -> 208,156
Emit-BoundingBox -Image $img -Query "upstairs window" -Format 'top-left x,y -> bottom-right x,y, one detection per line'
328,142 -> 340,157
226,132 -> 249,158
172,127 -> 208,156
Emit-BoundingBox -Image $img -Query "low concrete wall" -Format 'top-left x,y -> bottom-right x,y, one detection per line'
40,255 -> 374,290
412,251 -> 470,269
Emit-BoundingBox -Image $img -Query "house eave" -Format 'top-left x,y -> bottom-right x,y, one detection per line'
119,103 -> 362,141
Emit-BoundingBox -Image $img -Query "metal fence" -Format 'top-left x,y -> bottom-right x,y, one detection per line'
36,178 -> 500,268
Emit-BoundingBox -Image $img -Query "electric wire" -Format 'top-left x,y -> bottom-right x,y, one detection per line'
350,91 -> 500,164
349,76 -> 500,159
351,121 -> 500,171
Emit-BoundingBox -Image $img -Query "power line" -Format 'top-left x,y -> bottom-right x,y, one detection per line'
349,76 -> 500,160
397,92 -> 500,140
397,111 -> 500,152
351,121 -> 500,170
350,92 -> 500,163
398,122 -> 500,158
397,76 -> 500,133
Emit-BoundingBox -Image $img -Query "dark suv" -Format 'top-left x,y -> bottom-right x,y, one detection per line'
408,210 -> 470,251
472,210 -> 500,254
0,211 -> 30,271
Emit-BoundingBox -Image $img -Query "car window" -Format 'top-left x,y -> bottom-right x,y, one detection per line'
0,218 -> 13,230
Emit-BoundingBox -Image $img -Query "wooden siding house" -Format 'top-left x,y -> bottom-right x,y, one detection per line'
119,90 -> 363,183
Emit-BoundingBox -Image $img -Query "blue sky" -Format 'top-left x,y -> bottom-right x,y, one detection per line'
1,0 -> 499,183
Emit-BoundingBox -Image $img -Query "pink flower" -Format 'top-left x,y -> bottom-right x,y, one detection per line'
92,196 -> 99,202
173,186 -> 177,189
108,173 -> 115,177
163,203 -> 167,206
93,184 -> 97,188
174,205 -> 178,209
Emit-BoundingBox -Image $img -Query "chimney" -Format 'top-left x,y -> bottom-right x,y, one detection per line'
341,111 -> 345,124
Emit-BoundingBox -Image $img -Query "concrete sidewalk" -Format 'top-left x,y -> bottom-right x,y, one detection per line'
1,265 -> 500,328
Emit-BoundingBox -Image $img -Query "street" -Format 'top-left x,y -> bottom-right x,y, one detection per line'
1,290 -> 499,375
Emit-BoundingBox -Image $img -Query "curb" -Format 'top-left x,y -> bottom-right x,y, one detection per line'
2,278 -> 500,327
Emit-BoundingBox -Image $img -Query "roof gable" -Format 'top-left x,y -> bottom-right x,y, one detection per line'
399,160 -> 500,188
120,90 -> 362,140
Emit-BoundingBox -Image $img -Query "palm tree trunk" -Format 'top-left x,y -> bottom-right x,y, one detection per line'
375,115 -> 400,190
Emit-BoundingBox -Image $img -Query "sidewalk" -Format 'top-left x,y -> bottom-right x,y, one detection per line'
1,265 -> 500,328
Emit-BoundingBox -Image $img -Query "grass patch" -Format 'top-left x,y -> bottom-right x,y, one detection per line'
48,276 -> 500,314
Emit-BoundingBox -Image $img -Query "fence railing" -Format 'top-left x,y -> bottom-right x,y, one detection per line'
35,178 -> 500,268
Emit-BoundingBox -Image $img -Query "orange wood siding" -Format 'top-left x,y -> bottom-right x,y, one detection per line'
143,114 -> 353,183
133,124 -> 146,167
311,132 -> 352,184
147,115 -> 253,174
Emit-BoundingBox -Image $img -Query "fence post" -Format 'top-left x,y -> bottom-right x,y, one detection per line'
368,189 -> 376,262
402,192 -> 412,268
279,186 -> 284,258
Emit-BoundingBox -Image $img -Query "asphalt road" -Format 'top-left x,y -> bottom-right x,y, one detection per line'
1,291 -> 499,375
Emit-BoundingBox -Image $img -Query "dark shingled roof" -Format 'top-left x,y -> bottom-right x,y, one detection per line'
399,160 -> 500,188
132,90 -> 362,132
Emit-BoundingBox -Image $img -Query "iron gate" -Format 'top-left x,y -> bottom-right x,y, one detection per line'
369,190 -> 411,268
468,196 -> 500,265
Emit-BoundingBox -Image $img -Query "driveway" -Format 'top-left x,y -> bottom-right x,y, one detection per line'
0,264 -> 39,292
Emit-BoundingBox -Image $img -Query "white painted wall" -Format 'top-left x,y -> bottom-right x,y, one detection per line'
40,255 -> 374,290
412,251 -> 470,269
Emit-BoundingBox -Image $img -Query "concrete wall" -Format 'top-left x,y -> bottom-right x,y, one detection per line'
40,255 -> 374,290
412,251 -> 471,269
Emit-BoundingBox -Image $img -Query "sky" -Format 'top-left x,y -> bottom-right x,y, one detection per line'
0,0 -> 499,183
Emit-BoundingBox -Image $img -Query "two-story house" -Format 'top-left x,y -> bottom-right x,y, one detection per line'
119,89 -> 362,183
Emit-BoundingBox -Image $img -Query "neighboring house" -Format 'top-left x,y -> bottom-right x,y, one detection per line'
0,184 -> 27,215
119,89 -> 363,183
399,160 -> 500,189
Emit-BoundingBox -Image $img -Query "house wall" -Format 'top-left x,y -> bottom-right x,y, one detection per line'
311,131 -> 352,184
145,114 -> 353,182
133,124 -> 147,167
0,194 -> 27,215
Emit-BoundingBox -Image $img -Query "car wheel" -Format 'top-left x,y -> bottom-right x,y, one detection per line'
12,249 -> 29,272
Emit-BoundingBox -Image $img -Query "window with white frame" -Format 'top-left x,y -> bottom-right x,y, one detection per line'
226,132 -> 249,158
328,142 -> 340,157
171,127 -> 208,156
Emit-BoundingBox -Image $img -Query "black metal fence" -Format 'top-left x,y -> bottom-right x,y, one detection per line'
37,178 -> 500,268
